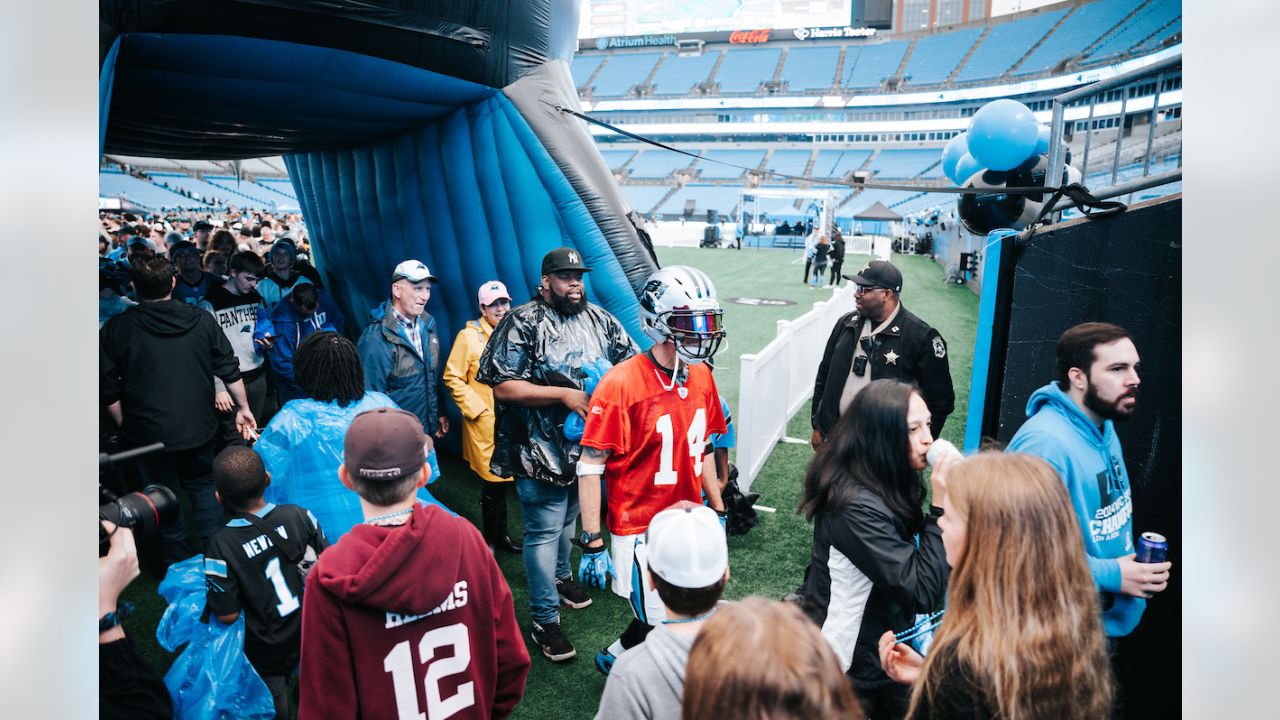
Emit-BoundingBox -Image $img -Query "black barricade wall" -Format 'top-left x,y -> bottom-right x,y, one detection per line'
992,195 -> 1181,718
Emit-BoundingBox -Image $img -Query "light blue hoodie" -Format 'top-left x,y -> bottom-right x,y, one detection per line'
1007,381 -> 1143,637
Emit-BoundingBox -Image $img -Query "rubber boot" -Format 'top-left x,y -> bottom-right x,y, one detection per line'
481,484 -> 522,554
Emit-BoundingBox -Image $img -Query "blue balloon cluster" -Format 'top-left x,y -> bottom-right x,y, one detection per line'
942,99 -> 1053,185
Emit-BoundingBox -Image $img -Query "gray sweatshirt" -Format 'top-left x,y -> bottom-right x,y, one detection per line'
594,625 -> 695,720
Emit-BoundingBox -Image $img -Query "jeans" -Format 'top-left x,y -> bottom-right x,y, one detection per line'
514,477 -> 578,624
133,437 -> 222,563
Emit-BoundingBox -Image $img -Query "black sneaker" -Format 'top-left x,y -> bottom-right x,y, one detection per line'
531,620 -> 576,662
556,576 -> 592,609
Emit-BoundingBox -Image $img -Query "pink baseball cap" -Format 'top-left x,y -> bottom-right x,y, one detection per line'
478,280 -> 511,307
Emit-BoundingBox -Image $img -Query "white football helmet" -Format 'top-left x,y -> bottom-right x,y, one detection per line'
639,265 -> 726,363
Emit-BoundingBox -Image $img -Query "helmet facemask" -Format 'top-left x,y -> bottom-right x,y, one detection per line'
658,306 -> 725,364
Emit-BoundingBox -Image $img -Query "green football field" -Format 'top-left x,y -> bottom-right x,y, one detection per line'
119,245 -> 979,720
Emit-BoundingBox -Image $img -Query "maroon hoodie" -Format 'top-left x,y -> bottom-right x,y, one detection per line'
299,503 -> 529,719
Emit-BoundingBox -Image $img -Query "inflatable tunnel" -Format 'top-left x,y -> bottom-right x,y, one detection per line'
100,0 -> 659,358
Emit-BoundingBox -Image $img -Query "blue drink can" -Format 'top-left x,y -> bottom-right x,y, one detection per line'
1136,532 -> 1167,563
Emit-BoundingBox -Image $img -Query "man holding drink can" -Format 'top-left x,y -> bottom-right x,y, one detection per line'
1008,322 -> 1172,638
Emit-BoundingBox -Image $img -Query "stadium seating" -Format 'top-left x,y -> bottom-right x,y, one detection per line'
955,9 -> 1069,83
844,40 -> 911,89
149,172 -> 240,208
766,149 -> 814,178
842,188 -> 918,217
870,149 -> 942,178
599,149 -> 637,171
715,47 -> 782,94
650,51 -> 720,96
902,27 -> 983,87
571,54 -> 605,90
697,149 -> 765,180
626,148 -> 699,179
778,46 -> 840,92
1015,0 -> 1140,77
1131,15 -> 1180,54
619,185 -> 673,215
257,178 -> 298,200
1085,0 -> 1180,64
99,169 -> 207,209
811,150 -> 871,179
657,184 -> 745,217
204,175 -> 284,209
589,52 -> 662,97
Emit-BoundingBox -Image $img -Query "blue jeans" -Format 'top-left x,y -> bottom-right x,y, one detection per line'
514,477 -> 578,625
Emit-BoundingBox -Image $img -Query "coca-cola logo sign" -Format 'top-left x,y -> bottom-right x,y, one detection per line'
729,29 -> 771,44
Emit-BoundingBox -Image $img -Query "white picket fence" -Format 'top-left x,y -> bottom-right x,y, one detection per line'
735,281 -> 858,492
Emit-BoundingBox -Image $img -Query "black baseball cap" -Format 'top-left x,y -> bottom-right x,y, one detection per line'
193,220 -> 214,231
541,247 -> 592,275
844,260 -> 903,293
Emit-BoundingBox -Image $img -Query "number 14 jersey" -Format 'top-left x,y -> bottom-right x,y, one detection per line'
581,354 -> 726,535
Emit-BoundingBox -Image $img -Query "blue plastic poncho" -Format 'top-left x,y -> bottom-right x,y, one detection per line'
156,556 -> 275,720
254,391 -> 450,542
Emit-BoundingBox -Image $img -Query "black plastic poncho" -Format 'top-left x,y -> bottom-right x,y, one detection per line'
477,296 -> 637,486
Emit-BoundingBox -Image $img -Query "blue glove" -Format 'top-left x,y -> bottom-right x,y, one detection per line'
578,546 -> 614,590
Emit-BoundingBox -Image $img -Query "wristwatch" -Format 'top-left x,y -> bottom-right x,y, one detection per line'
99,601 -> 134,634
578,530 -> 603,548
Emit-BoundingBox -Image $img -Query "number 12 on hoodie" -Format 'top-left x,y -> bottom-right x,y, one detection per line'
383,622 -> 474,720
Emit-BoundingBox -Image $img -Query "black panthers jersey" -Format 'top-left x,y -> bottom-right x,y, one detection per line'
204,503 -> 328,675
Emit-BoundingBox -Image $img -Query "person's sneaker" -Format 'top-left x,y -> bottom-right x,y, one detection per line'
594,647 -> 618,676
556,576 -> 593,609
530,620 -> 576,662
782,583 -> 807,606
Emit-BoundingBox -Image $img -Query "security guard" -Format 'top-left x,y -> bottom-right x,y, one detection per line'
811,260 -> 954,447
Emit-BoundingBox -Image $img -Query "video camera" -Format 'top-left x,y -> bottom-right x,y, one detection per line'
99,443 -> 179,557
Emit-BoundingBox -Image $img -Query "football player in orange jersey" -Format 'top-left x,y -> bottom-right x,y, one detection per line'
575,265 -> 730,675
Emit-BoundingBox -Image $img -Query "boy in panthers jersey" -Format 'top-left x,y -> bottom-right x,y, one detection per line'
577,265 -> 729,676
204,447 -> 329,719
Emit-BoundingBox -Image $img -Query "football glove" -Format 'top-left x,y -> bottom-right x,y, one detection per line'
578,546 -> 614,590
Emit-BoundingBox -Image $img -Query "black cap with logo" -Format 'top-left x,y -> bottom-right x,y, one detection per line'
844,260 -> 903,293
541,247 -> 592,275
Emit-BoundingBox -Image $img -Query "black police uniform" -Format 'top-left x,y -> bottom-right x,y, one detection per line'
811,305 -> 955,439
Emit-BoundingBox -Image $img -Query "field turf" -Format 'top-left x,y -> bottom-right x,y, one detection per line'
117,246 -> 978,720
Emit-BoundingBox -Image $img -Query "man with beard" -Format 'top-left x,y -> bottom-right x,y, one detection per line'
478,247 -> 637,664
357,260 -> 449,439
1008,322 -> 1171,638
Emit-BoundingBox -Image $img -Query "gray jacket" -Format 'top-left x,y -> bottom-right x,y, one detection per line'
594,625 -> 694,720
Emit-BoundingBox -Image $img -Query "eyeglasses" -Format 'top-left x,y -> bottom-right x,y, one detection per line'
854,285 -> 886,295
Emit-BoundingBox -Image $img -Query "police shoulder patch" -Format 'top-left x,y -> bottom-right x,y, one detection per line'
933,336 -> 946,359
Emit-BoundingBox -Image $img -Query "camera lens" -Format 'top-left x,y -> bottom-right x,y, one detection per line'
99,485 -> 180,555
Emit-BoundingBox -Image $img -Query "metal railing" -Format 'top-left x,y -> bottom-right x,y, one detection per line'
1047,52 -> 1182,213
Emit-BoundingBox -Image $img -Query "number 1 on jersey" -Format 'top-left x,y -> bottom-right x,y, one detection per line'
653,409 -> 707,485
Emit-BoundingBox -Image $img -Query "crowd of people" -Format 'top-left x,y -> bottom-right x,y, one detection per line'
99,215 -> 1172,719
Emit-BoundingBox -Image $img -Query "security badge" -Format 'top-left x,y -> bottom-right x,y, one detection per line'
884,350 -> 900,365
933,336 -> 947,359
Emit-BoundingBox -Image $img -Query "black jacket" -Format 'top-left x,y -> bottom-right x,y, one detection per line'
811,304 -> 954,438
100,299 -> 241,450
802,488 -> 949,690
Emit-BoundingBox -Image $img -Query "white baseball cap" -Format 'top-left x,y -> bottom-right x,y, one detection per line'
392,259 -> 437,284
646,505 -> 728,588
478,280 -> 511,307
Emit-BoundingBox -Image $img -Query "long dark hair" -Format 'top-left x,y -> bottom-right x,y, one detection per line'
798,379 -> 925,532
294,331 -> 365,407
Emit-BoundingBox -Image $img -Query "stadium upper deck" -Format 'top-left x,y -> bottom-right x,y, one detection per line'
571,0 -> 1180,99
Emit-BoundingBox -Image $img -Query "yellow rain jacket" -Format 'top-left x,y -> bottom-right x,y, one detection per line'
443,318 -> 511,483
